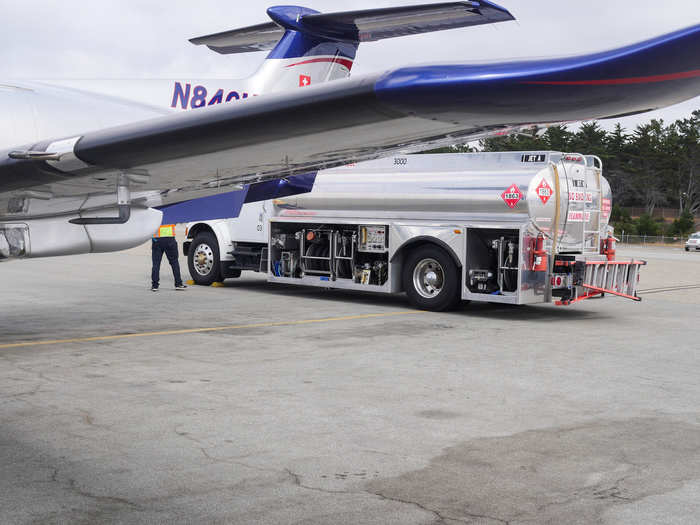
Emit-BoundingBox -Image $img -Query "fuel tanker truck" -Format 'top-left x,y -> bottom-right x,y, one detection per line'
183,152 -> 644,311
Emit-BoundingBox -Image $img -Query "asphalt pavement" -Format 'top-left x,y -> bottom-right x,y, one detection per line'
1,243 -> 699,524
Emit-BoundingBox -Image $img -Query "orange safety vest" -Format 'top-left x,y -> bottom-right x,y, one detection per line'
154,224 -> 176,238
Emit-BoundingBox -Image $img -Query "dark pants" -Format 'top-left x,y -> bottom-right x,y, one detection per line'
151,237 -> 183,288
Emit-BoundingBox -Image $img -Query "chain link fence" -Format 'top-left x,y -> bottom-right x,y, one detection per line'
617,233 -> 687,246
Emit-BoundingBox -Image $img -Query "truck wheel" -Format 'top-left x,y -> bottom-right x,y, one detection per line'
403,245 -> 461,311
188,231 -> 222,285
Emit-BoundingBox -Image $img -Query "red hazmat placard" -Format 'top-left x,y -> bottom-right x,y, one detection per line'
535,178 -> 553,205
501,184 -> 523,209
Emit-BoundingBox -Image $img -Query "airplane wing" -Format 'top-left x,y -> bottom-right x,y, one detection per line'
2,23 -> 700,226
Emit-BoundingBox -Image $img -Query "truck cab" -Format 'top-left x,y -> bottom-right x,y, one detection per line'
184,200 -> 269,284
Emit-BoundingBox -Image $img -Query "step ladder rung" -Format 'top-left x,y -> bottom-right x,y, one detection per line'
579,259 -> 646,302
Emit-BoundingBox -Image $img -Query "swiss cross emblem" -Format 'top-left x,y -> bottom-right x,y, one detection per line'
535,178 -> 553,205
501,183 -> 523,209
299,74 -> 311,87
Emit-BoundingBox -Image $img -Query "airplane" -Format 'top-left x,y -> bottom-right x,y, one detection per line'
1,2 -> 699,261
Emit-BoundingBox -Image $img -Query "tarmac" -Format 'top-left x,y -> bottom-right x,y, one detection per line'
1,241 -> 699,524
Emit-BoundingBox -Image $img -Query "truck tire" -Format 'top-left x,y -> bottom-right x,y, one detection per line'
188,231 -> 222,285
403,245 -> 461,311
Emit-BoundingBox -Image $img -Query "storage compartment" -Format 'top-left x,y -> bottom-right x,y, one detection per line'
466,228 -> 520,294
270,222 -> 388,285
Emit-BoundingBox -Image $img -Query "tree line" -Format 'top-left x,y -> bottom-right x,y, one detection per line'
423,110 -> 700,236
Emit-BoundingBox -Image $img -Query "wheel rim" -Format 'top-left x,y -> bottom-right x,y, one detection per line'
193,243 -> 214,276
412,258 -> 444,299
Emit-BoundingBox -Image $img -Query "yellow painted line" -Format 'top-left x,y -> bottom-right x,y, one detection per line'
0,310 -> 426,350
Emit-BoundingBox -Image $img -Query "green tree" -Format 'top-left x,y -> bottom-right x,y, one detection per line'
626,120 -> 672,215
610,205 -> 636,235
570,122 -> 608,158
674,111 -> 700,215
543,125 -> 573,151
668,211 -> 696,236
636,213 -> 660,236
603,124 -> 635,206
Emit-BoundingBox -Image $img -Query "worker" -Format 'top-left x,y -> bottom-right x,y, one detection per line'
151,223 -> 187,291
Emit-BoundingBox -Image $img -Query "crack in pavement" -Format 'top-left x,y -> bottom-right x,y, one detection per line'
43,465 -> 143,513
3,382 -> 42,398
368,489 -> 472,524
196,445 -> 287,476
284,469 -> 353,495
13,364 -> 65,384
173,424 -> 205,446
172,426 -> 294,478
66,477 -> 143,511
170,430 -> 510,525
284,468 -> 509,525
371,489 -> 513,525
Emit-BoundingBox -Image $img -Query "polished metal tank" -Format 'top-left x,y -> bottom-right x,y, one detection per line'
275,152 -> 611,253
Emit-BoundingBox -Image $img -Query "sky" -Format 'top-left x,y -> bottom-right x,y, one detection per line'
1,0 -> 699,132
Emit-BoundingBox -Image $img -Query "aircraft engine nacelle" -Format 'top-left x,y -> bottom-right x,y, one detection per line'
0,207 -> 162,260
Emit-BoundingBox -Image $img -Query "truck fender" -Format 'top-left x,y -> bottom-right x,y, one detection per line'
185,220 -> 233,261
390,236 -> 462,293
391,236 -> 462,269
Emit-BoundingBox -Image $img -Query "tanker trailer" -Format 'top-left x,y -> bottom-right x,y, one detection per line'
185,152 -> 644,311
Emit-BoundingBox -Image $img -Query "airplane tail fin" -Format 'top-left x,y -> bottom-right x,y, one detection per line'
189,2 -> 514,94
